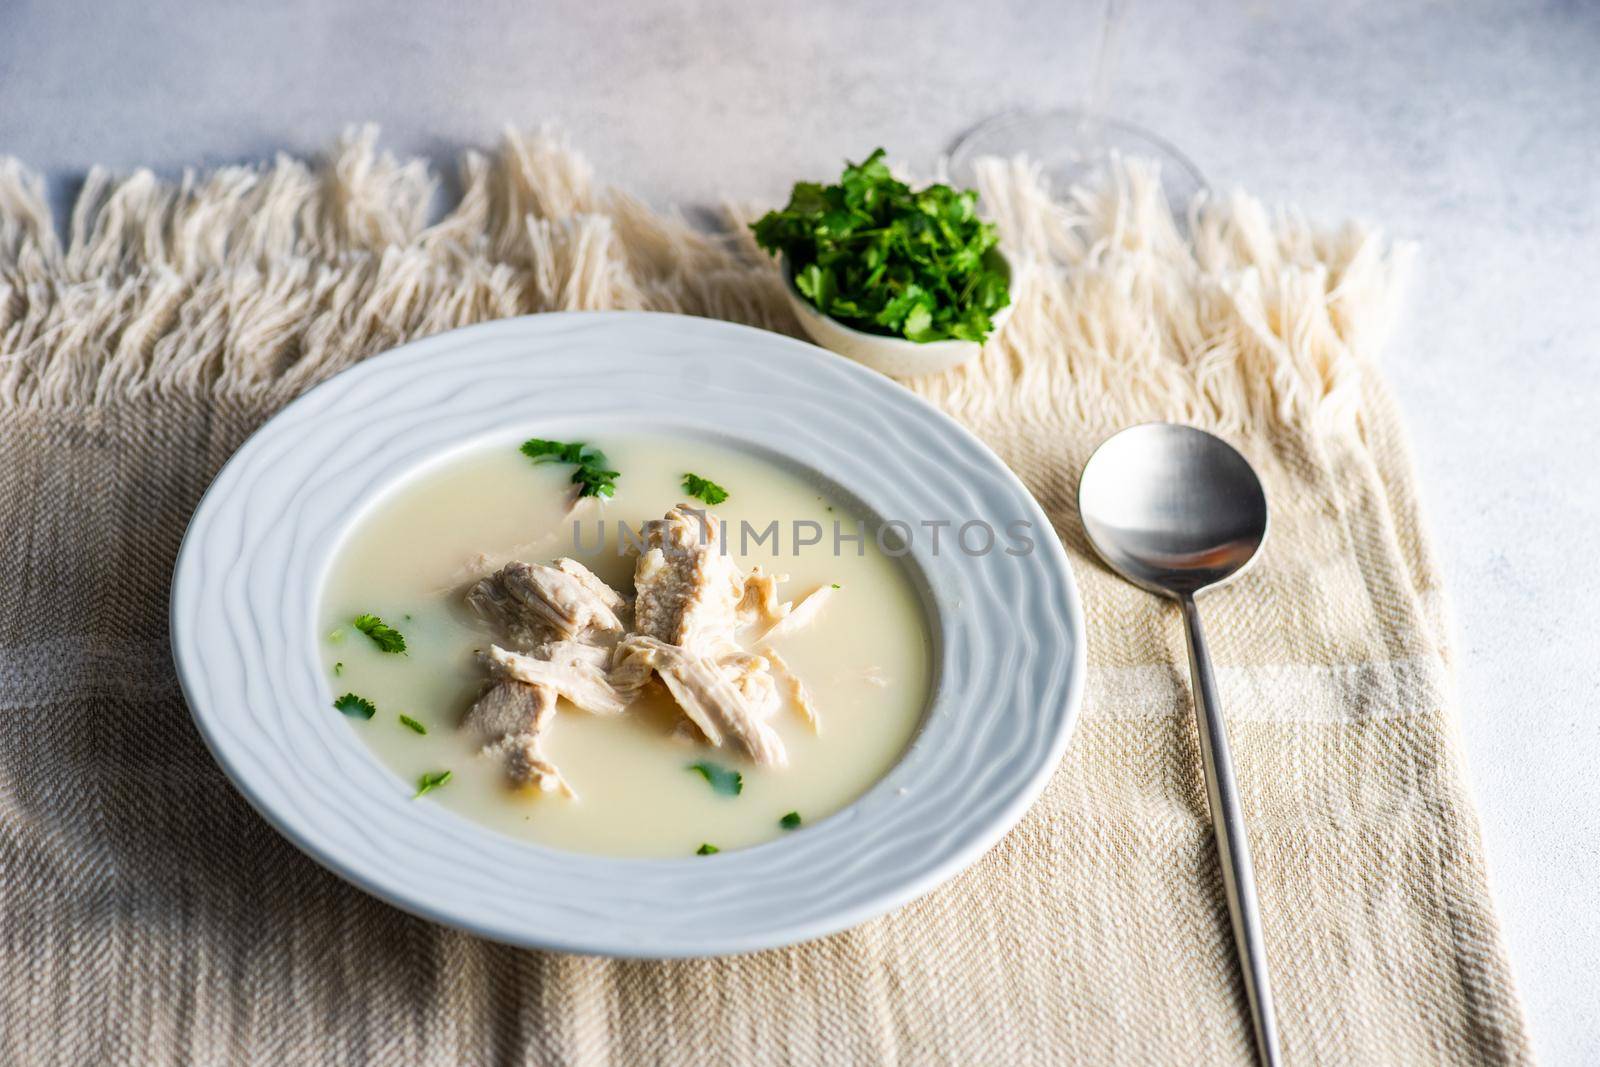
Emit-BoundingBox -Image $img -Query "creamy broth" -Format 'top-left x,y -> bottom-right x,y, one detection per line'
319,434 -> 931,857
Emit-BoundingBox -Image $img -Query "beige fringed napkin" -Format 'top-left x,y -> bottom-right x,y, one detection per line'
0,130 -> 1532,1065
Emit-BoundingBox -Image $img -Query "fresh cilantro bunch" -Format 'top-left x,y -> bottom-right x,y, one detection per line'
751,148 -> 1010,343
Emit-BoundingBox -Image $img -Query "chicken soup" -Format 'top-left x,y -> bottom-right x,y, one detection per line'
319,433 -> 931,857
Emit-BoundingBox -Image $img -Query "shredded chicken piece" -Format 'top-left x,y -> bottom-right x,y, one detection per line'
617,506 -> 796,765
632,505 -> 744,651
461,507 -> 819,775
737,567 -> 791,626
760,584 -> 837,644
482,644 -> 632,716
763,647 -> 820,731
741,675 -> 781,722
555,557 -> 629,614
615,635 -> 787,766
466,559 -> 625,649
535,639 -> 614,672
724,653 -> 780,721
459,558 -> 640,794
462,679 -> 573,797
464,675 -> 553,739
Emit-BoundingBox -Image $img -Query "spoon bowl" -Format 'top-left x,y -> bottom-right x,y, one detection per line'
1078,422 -> 1268,597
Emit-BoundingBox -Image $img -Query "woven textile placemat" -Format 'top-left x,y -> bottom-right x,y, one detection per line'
0,130 -> 1532,1065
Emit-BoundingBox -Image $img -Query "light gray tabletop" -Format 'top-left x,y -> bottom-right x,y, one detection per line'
3,0 -> 1596,1060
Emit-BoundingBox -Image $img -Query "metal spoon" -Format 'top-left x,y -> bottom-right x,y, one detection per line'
1077,422 -> 1280,1067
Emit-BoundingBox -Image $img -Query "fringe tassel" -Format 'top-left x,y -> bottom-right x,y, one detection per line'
0,127 -> 1410,438
906,156 -> 1414,436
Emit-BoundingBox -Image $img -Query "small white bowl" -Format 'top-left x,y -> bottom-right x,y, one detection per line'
778,253 -> 1013,378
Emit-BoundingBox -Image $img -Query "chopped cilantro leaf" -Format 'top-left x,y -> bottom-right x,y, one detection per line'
333,661 -> 344,676
521,438 -> 619,499
521,438 -> 587,464
571,462 -> 620,499
353,613 -> 407,654
780,811 -> 802,830
682,473 -> 730,506
831,583 -> 841,589
696,843 -> 720,856
414,770 -> 452,798
334,692 -> 376,720
752,149 -> 1011,343
688,761 -> 743,796
399,714 -> 427,735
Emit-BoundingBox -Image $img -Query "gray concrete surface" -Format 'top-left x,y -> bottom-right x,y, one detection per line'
3,0 -> 1597,1060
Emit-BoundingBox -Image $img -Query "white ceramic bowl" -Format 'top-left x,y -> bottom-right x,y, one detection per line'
170,311 -> 1083,957
778,253 -> 1014,378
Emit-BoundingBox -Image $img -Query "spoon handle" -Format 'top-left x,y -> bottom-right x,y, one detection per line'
1179,594 -> 1282,1067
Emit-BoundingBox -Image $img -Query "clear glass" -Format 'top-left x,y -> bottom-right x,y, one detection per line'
946,0 -> 1205,216
948,108 -> 1205,217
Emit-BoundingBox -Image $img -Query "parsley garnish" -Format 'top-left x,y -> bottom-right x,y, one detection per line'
414,770 -> 452,798
831,583 -> 841,589
333,661 -> 344,676
780,811 -> 802,830
399,714 -> 427,735
752,148 -> 1011,343
696,843 -> 720,856
521,438 -> 619,499
688,761 -> 743,796
682,473 -> 730,506
353,614 -> 406,654
334,692 -> 376,720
